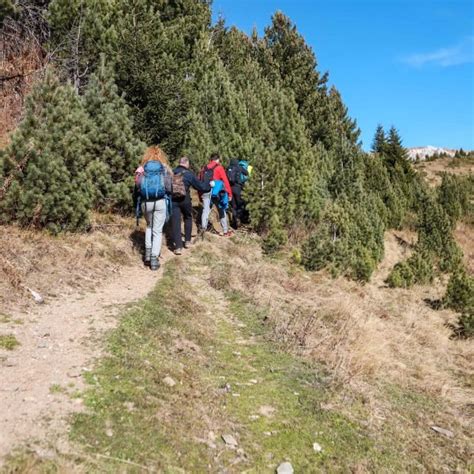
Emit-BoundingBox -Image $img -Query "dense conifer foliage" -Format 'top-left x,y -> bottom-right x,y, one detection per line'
0,71 -> 94,232
83,61 -> 145,213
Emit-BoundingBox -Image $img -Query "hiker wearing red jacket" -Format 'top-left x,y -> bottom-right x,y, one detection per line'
199,153 -> 234,237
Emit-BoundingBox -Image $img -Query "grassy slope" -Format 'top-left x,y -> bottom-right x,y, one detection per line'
5,237 -> 471,472
69,252 -> 392,472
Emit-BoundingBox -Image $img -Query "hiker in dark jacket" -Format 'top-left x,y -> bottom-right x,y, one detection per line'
171,156 -> 209,255
227,158 -> 249,229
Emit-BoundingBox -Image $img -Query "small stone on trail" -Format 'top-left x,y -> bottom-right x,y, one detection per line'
431,426 -> 454,438
276,461 -> 294,474
28,288 -> 44,304
313,442 -> 323,452
105,428 -> 113,437
67,368 -> 82,378
222,434 -> 238,448
249,379 -> 258,384
163,376 -> 176,387
249,415 -> 260,421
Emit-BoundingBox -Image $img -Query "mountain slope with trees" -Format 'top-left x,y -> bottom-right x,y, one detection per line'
1,0 -> 471,316
0,2 -> 472,469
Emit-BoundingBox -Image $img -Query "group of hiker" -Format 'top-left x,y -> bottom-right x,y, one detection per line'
134,146 -> 251,271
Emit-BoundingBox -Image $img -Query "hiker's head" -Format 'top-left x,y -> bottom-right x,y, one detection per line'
210,153 -> 220,163
179,156 -> 190,169
142,146 -> 169,167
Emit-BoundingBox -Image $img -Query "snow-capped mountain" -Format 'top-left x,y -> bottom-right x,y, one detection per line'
407,146 -> 456,161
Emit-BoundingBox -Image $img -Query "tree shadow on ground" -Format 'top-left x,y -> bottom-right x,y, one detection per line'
129,228 -> 144,255
424,298 -> 443,310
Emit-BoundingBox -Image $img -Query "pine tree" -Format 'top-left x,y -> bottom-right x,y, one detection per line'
0,70 -> 94,232
182,32 -> 251,166
213,22 -> 328,234
82,60 -> 145,212
327,86 -> 360,147
437,173 -> 471,228
372,125 -> 386,154
385,126 -> 411,175
111,0 -> 207,158
260,12 -> 359,150
48,0 -> 118,89
444,269 -> 474,314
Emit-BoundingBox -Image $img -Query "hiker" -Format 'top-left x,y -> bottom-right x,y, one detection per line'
171,156 -> 209,255
134,146 -> 172,271
199,153 -> 233,237
227,158 -> 249,229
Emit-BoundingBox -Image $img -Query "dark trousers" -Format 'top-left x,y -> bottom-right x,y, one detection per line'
231,184 -> 246,229
171,197 -> 193,249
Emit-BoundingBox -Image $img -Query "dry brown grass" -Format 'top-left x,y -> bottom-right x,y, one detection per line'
455,221 -> 474,274
415,157 -> 474,187
0,213 -> 143,314
204,232 -> 473,456
416,156 -> 474,273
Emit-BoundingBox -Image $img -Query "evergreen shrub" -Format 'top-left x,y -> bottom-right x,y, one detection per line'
0,71 -> 94,233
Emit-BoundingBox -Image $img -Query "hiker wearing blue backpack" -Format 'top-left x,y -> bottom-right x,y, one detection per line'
171,157 -> 209,255
134,146 -> 172,271
227,158 -> 249,229
199,153 -> 234,237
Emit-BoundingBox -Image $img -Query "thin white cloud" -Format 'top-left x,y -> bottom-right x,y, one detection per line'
402,36 -> 474,68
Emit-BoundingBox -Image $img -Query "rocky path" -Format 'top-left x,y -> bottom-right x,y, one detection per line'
0,249 -> 175,464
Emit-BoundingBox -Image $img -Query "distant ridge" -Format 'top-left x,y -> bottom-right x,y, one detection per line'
407,146 -> 456,161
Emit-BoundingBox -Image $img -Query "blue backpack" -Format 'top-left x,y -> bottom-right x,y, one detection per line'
139,161 -> 166,200
211,180 -> 229,210
239,160 -> 249,184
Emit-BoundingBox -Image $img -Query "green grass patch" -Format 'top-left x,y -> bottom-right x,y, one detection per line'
49,384 -> 66,394
0,334 -> 20,350
0,314 -> 11,324
71,262 -> 220,471
217,291 -> 400,472
0,314 -> 23,325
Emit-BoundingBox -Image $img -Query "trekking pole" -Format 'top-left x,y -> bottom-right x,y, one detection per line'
136,196 -> 141,227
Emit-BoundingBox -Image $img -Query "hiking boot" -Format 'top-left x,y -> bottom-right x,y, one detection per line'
150,256 -> 160,271
174,248 -> 182,256
144,248 -> 151,266
184,241 -> 192,249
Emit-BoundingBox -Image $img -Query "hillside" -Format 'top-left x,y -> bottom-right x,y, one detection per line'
415,154 -> 474,186
0,2 -> 473,472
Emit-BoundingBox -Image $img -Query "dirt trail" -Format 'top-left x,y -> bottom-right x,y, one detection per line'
0,248 -> 175,463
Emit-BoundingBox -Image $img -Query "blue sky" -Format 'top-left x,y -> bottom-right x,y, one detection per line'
211,0 -> 474,151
